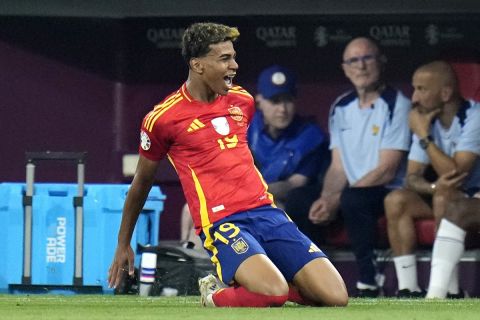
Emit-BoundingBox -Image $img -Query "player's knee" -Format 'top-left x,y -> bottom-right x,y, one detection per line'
321,289 -> 349,307
444,199 -> 468,227
264,280 -> 288,296
259,279 -> 289,297
384,190 -> 406,219
307,283 -> 349,307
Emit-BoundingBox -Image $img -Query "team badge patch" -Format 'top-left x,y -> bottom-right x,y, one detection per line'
231,237 -> 249,254
228,106 -> 244,122
372,125 -> 380,136
211,117 -> 230,136
140,130 -> 151,150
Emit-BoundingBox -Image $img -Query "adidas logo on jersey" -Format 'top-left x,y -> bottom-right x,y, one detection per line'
188,119 -> 206,132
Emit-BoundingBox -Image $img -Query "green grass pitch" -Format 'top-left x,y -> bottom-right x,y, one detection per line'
1,295 -> 479,320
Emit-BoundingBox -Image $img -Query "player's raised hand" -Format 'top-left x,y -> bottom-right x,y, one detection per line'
108,245 -> 135,289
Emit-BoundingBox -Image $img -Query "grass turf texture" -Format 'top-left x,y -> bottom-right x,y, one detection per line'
1,295 -> 479,320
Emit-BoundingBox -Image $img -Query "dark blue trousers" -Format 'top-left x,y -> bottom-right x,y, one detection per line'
340,185 -> 390,286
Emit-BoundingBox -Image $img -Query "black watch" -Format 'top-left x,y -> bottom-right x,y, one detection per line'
419,135 -> 433,150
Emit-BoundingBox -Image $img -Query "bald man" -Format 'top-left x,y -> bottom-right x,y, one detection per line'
308,37 -> 411,297
384,61 -> 480,298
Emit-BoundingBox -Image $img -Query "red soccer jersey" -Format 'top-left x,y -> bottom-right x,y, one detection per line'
139,83 -> 273,230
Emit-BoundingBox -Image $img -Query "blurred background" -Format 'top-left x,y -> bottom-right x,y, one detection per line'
1,0 -> 479,240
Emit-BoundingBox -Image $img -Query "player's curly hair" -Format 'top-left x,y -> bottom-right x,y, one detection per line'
181,22 -> 240,67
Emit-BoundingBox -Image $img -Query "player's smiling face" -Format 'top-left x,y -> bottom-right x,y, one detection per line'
201,41 -> 238,96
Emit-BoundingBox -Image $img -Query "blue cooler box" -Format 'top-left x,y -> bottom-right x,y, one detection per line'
0,183 -> 165,293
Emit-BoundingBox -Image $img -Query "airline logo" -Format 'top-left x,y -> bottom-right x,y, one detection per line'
187,119 -> 206,132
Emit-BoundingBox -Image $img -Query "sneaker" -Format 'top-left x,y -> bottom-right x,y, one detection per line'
396,289 -> 426,298
198,274 -> 225,307
447,290 -> 467,299
357,287 -> 380,298
356,282 -> 379,298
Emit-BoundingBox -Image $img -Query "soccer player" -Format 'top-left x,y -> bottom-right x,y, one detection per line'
384,61 -> 480,297
308,37 -> 411,297
180,64 -> 327,249
427,190 -> 480,299
108,22 -> 348,308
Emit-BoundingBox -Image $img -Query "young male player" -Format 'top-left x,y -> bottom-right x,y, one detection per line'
108,22 -> 348,307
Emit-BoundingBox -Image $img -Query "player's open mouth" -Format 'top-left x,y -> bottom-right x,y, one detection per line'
224,75 -> 235,87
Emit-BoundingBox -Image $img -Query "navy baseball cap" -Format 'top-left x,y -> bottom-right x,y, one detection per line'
257,65 -> 296,99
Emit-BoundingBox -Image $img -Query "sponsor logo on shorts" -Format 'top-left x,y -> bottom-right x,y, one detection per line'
231,237 -> 249,254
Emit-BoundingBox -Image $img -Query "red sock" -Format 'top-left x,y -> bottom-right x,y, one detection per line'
288,286 -> 315,306
212,286 -> 288,307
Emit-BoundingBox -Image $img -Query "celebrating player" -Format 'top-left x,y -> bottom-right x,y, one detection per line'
108,22 -> 348,307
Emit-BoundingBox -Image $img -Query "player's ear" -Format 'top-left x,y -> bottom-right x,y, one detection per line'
440,86 -> 453,102
189,57 -> 203,74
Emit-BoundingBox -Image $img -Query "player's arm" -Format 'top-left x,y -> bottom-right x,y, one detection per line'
316,148 -> 347,215
404,159 -> 432,194
320,148 -> 348,202
354,149 -> 405,187
267,173 -> 308,201
422,143 -> 478,176
309,148 -> 347,224
108,155 -> 160,288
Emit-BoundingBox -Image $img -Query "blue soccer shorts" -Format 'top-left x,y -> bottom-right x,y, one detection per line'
199,205 -> 327,284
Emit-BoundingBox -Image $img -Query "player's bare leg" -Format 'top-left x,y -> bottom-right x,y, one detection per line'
432,188 -> 465,227
384,189 -> 432,295
234,254 -> 289,296
385,189 -> 433,255
200,254 -> 289,307
292,258 -> 348,306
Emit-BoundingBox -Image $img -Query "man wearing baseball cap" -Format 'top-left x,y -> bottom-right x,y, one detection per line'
248,65 -> 328,208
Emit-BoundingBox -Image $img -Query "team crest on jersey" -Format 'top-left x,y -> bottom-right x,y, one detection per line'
140,130 -> 151,150
211,117 -> 230,136
372,125 -> 380,136
231,237 -> 249,254
228,105 -> 244,122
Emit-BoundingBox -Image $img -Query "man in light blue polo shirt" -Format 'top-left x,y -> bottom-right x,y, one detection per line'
308,37 -> 411,297
385,61 -> 480,298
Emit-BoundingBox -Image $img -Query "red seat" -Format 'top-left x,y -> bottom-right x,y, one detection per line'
325,216 -> 436,248
415,219 -> 436,246
325,215 -> 480,250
